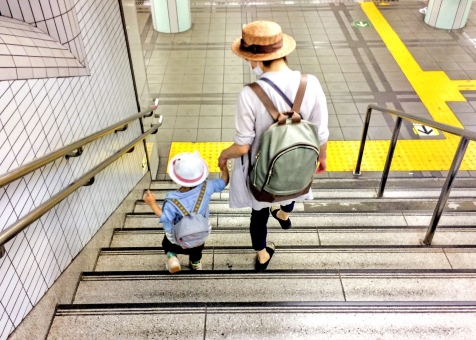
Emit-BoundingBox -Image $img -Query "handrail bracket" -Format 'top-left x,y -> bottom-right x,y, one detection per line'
0,245 -> 5,258
65,147 -> 83,159
83,177 -> 95,187
115,124 -> 128,133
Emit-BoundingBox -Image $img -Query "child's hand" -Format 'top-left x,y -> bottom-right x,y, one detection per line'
144,190 -> 156,206
219,161 -> 230,185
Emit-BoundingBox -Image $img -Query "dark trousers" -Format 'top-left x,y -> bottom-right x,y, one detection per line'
250,202 -> 295,251
162,236 -> 204,263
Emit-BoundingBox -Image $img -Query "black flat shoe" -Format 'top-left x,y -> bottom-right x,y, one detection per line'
270,208 -> 292,230
255,242 -> 275,272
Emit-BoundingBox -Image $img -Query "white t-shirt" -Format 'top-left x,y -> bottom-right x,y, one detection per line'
230,70 -> 329,210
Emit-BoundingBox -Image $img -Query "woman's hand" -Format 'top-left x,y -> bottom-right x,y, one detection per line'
316,157 -> 327,174
218,144 -> 251,168
316,143 -> 327,174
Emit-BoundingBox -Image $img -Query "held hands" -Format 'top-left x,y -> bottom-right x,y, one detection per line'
218,152 -> 228,170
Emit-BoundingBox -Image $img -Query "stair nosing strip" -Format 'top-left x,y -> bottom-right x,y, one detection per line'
82,268 -> 476,276
116,226 -> 476,232
100,244 -> 476,252
55,300 -> 476,316
126,211 -> 476,216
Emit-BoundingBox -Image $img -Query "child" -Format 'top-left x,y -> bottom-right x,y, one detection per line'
144,151 -> 229,273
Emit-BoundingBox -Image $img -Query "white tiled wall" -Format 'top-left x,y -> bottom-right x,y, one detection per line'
0,16 -> 88,81
0,0 -> 88,67
0,0 -> 144,339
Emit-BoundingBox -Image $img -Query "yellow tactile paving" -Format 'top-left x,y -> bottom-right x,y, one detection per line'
169,142 -> 233,173
168,3 -> 476,173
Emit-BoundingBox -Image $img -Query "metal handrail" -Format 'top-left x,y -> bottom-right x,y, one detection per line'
0,118 -> 163,253
0,101 -> 159,189
354,104 -> 476,245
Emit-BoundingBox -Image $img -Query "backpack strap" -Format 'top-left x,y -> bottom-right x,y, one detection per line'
248,83 -> 284,123
165,198 -> 190,218
292,74 -> 308,113
192,181 -> 207,214
248,74 -> 307,125
260,77 -> 293,108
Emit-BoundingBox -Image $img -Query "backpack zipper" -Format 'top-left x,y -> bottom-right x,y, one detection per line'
264,144 -> 319,186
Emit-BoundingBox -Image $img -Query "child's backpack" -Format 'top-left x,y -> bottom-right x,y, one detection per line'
247,74 -> 320,203
165,182 -> 210,249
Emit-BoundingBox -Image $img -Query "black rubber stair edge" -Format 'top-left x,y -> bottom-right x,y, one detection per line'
126,210 -> 476,216
100,244 -> 476,252
55,300 -> 476,316
115,225 -> 476,232
81,268 -> 476,278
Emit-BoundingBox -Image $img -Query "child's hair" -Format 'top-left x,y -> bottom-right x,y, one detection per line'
168,151 -> 209,187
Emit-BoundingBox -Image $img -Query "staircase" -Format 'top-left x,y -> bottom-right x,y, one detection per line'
46,176 -> 476,339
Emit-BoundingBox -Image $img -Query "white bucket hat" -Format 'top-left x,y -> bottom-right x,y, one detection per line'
168,151 -> 209,187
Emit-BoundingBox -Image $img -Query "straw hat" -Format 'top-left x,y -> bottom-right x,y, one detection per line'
168,151 -> 209,187
231,21 -> 296,61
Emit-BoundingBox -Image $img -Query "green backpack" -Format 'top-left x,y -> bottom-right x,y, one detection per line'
247,74 -> 320,203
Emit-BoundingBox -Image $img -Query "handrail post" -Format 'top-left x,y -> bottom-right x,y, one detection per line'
139,115 -> 151,174
354,106 -> 373,175
139,99 -> 158,174
377,116 -> 402,198
422,136 -> 470,245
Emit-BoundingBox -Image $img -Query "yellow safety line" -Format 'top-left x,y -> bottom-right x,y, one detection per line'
168,3 -> 476,173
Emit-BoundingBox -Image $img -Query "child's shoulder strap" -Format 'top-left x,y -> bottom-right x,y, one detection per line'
164,198 -> 190,217
193,181 -> 207,214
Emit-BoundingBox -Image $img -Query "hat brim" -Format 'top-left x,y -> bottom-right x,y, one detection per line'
167,154 -> 209,187
231,34 -> 296,61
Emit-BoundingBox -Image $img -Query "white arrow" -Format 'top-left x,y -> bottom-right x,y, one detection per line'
355,22 -> 368,27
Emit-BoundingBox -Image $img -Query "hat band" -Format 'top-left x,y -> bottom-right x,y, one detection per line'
240,38 -> 283,54
174,171 -> 203,184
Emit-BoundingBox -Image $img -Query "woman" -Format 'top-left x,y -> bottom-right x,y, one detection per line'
218,21 -> 329,271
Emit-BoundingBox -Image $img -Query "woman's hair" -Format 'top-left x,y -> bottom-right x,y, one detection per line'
262,56 -> 288,67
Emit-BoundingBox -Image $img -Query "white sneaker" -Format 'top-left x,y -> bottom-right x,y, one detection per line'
419,7 -> 427,15
166,255 -> 181,273
190,260 -> 202,270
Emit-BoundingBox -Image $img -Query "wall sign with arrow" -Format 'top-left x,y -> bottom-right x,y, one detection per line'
412,123 -> 439,136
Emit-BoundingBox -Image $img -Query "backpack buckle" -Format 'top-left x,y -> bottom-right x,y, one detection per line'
277,111 -> 301,125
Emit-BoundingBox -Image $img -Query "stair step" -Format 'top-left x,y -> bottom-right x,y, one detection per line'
149,177 -> 476,190
110,228 -> 319,247
144,188 -> 476,201
133,197 -> 476,214
94,245 -> 476,272
109,227 -> 476,248
124,212 -> 476,228
49,301 -> 476,340
73,269 -> 476,305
